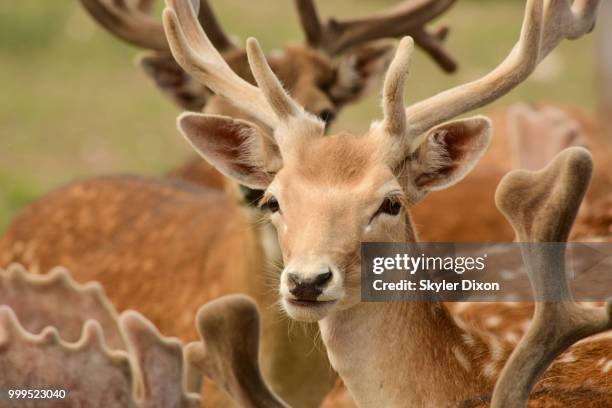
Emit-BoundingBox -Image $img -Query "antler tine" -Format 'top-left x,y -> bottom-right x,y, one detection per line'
404,0 -> 601,140
80,0 -> 170,51
164,0 -> 321,136
185,295 -> 288,408
382,37 -> 414,138
120,311 -> 201,407
0,263 -> 126,350
294,0 -> 457,72
492,147 -> 612,408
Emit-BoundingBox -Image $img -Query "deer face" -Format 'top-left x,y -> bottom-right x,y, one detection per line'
180,110 -> 491,321
265,134 -> 409,320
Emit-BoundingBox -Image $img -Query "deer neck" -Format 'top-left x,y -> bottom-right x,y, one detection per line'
319,301 -> 491,407
318,216 -> 492,407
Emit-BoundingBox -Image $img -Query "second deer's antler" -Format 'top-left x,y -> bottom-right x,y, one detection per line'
294,0 -> 457,72
492,147 -> 612,408
80,0 -> 234,53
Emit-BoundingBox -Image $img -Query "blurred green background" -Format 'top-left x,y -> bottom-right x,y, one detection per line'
0,0 -> 602,230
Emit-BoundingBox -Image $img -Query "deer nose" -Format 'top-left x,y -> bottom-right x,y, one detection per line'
287,270 -> 333,301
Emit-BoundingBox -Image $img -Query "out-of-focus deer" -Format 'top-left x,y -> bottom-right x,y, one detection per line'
80,0 -> 458,191
138,0 -> 606,405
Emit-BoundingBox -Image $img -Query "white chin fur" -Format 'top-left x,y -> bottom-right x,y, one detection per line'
281,298 -> 336,322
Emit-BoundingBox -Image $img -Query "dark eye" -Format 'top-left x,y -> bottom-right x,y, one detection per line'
374,197 -> 402,218
263,196 -> 280,213
318,109 -> 336,126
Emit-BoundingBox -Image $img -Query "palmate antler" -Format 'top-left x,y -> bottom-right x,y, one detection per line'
0,265 -> 286,408
0,263 -> 126,349
492,147 -> 612,408
185,295 -> 288,408
0,265 -> 200,408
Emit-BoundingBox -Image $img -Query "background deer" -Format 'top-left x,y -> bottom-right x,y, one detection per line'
154,0 -> 607,405
0,1 -> 460,407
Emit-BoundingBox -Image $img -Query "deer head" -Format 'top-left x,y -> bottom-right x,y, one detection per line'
80,0 -> 457,120
163,0 -> 600,322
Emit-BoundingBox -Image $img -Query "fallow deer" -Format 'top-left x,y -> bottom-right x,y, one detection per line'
180,148 -> 612,408
156,0 -> 608,406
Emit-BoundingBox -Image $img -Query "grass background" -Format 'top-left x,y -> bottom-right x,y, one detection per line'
0,0 -> 604,230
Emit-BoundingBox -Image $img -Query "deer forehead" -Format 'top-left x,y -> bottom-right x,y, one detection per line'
274,133 -> 395,203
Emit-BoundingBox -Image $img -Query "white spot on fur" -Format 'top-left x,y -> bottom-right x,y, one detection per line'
521,320 -> 531,332
482,361 -> 499,379
485,315 -> 502,328
452,302 -> 470,313
603,361 -> 612,373
487,338 -> 505,363
504,331 -> 520,344
558,352 -> 576,363
453,347 -> 471,372
462,333 -> 477,348
453,316 -> 468,332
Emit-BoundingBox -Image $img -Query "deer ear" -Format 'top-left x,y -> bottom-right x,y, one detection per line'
138,52 -> 209,112
178,113 -> 279,190
406,116 -> 491,196
330,40 -> 396,106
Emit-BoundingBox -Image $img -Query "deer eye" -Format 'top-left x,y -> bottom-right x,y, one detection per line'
373,196 -> 402,219
262,196 -> 281,213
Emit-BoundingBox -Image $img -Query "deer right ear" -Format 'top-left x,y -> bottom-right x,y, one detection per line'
178,113 -> 280,190
402,116 -> 492,199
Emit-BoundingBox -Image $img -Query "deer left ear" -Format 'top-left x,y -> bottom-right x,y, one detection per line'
330,40 -> 396,106
404,116 -> 492,196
